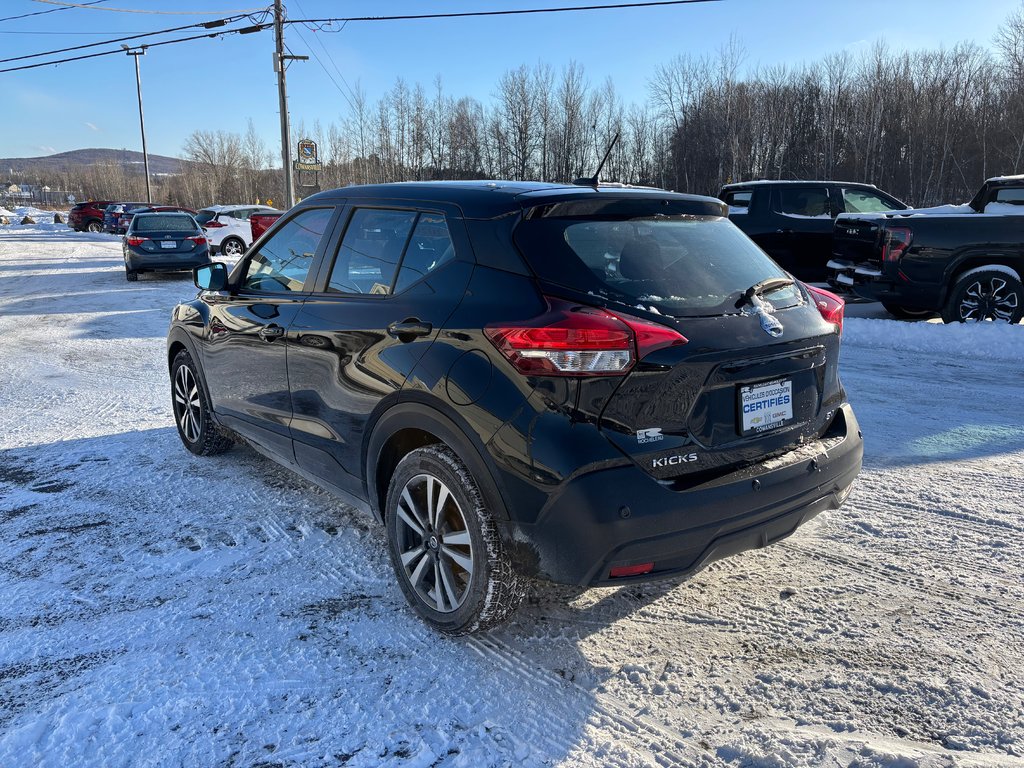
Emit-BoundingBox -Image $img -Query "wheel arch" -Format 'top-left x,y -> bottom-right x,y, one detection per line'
166,327 -> 222,425
944,250 -> 1024,300
365,399 -> 511,526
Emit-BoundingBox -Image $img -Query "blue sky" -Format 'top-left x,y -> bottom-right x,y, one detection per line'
1,0 -> 1019,159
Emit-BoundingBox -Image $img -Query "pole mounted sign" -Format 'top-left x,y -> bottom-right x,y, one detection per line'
293,137 -> 322,194
294,138 -> 322,172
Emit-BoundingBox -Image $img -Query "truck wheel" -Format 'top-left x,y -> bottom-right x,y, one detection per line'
881,302 -> 936,320
941,267 -> 1024,324
384,445 -> 525,635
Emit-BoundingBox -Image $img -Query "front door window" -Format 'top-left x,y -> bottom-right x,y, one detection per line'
241,207 -> 334,292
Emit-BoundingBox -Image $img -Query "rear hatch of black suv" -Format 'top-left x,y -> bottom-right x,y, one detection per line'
511,192 -> 847,488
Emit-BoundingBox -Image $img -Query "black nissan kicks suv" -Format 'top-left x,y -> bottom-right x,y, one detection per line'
167,181 -> 863,634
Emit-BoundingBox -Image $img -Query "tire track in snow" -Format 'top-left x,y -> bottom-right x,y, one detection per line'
778,540 -> 1022,622
468,634 -> 714,767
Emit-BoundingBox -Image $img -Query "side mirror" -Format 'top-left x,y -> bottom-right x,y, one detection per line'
194,262 -> 228,291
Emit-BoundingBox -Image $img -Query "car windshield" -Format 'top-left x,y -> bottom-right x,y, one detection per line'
194,209 -> 218,226
515,212 -> 799,317
133,214 -> 197,233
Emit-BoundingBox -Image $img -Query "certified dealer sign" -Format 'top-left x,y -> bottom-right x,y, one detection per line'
740,379 -> 793,434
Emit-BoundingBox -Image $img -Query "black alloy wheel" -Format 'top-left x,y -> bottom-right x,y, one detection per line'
942,268 -> 1024,324
170,349 -> 233,456
384,445 -> 525,634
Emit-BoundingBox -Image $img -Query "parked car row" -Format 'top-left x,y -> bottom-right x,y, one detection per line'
195,204 -> 279,257
71,199 -> 281,256
720,175 -> 1024,324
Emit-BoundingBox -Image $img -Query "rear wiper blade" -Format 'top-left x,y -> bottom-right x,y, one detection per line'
736,277 -> 794,308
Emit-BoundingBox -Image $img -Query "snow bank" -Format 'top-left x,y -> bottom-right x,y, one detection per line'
844,316 -> 1024,360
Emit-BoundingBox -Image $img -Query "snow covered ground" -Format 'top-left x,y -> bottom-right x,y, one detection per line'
1,223 -> 1022,768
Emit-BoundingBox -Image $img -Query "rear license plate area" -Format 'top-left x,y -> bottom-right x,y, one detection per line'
160,241 -> 177,249
739,378 -> 793,435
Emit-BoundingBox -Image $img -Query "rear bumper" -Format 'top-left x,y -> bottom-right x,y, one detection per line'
500,404 -> 863,586
827,259 -> 939,309
126,252 -> 210,272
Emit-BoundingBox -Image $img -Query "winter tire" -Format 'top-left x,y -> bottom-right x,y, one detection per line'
384,445 -> 525,635
86,220 -> 102,233
220,237 -> 245,258
940,267 -> 1024,324
171,349 -> 232,456
125,268 -> 138,282
881,302 -> 936,320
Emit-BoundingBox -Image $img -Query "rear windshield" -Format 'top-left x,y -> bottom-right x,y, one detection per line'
514,213 -> 799,317
194,209 -> 217,226
133,214 -> 197,233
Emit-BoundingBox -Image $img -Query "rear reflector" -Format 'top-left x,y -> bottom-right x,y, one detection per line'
804,284 -> 844,334
485,296 -> 686,377
609,562 -> 654,578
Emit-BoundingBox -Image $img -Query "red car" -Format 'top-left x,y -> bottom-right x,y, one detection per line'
250,210 -> 283,242
68,200 -> 115,233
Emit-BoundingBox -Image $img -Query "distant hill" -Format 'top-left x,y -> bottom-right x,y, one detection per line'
1,148 -> 185,176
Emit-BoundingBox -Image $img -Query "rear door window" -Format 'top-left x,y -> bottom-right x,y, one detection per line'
327,208 -> 418,295
514,205 -> 798,317
775,188 -> 831,218
241,207 -> 334,293
394,214 -> 456,293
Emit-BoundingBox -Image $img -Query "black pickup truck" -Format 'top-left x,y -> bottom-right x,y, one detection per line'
828,175 -> 1024,323
719,180 -> 907,281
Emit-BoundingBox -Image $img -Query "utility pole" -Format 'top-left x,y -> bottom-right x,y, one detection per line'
274,0 -> 294,208
125,47 -> 152,203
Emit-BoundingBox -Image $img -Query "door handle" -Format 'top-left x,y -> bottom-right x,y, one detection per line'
387,319 -> 432,341
258,323 -> 285,342
776,228 -> 794,235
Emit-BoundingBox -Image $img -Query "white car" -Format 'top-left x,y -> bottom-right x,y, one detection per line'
196,205 -> 280,258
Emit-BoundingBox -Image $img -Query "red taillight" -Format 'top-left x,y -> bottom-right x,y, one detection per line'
805,284 -> 845,333
882,226 -> 913,263
484,297 -> 687,376
187,236 -> 207,245
204,219 -> 225,228
609,562 -> 654,578
126,236 -> 148,246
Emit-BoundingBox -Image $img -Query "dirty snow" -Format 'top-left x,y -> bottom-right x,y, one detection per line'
1,225 -> 1023,767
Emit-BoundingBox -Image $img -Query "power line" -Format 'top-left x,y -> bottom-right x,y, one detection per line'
291,0 -> 722,27
0,29 -> 136,35
0,13 -> 264,64
31,0 -> 267,14
0,0 -> 720,76
0,0 -> 107,24
0,23 -> 270,74
290,0 -> 359,113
